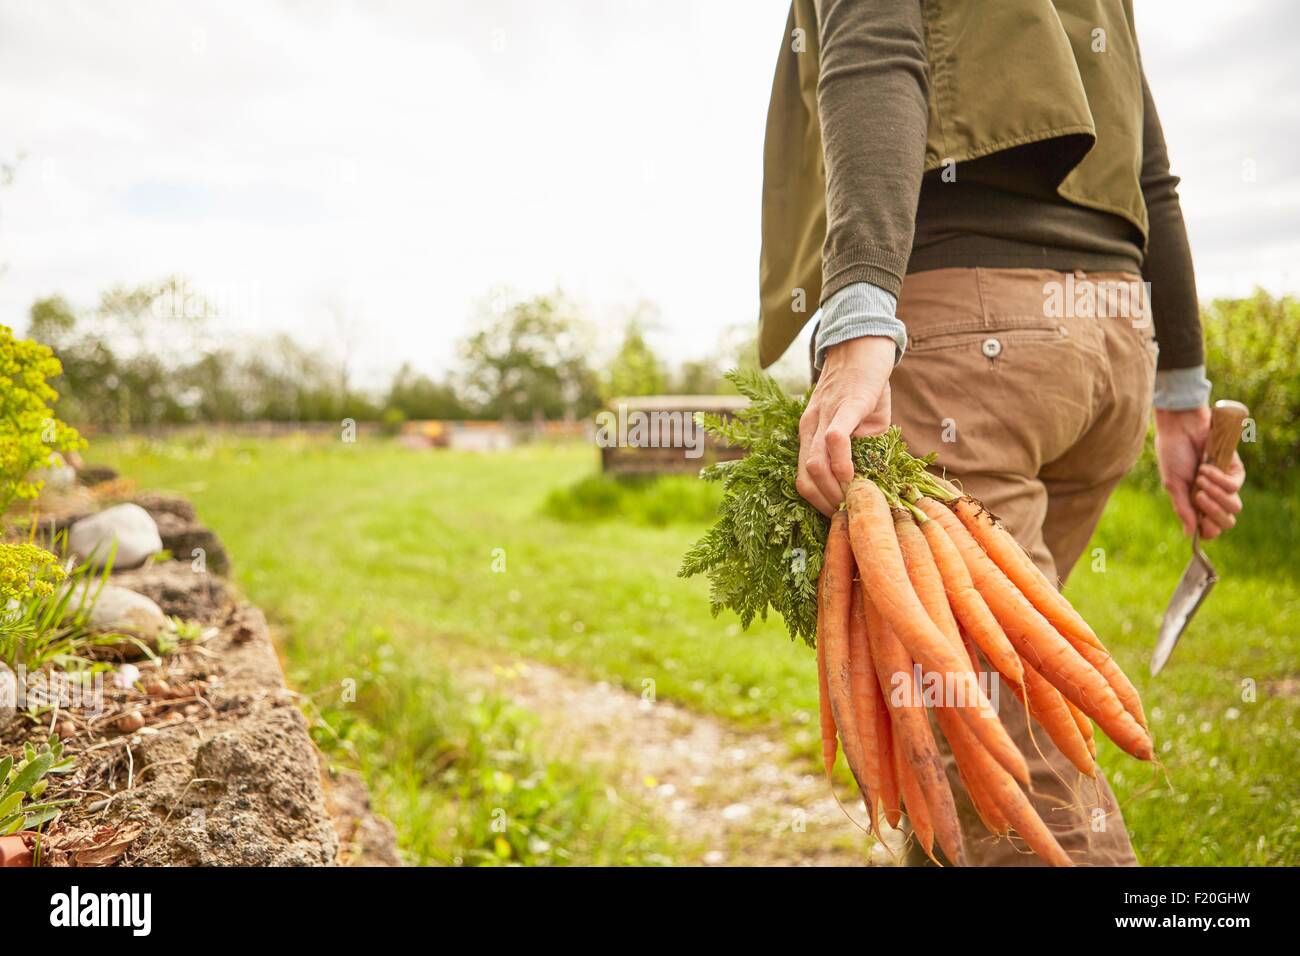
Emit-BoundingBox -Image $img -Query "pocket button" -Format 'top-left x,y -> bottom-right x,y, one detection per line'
981,337 -> 1003,358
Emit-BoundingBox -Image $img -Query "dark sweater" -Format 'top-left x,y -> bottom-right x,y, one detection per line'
817,0 -> 1203,370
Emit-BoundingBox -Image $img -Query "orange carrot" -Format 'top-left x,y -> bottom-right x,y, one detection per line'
874,679 -> 901,829
893,721 -> 936,860
820,511 -> 873,798
959,628 -> 982,674
942,706 -> 1074,866
916,497 -> 1153,762
1012,659 -> 1096,777
815,594 -> 837,782
960,768 -> 1010,837
893,511 -> 963,656
952,496 -> 1105,652
846,479 -> 1029,786
916,510 -> 1025,687
1065,697 -> 1097,761
951,496 -> 1148,731
1072,638 -> 1150,733
863,589 -> 967,867
849,582 -> 886,831
896,510 -> 1018,844
935,705 -> 1010,837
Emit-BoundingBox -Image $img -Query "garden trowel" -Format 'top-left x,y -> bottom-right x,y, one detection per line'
1151,399 -> 1249,676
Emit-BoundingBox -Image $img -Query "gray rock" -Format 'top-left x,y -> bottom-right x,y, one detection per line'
69,583 -> 169,640
68,503 -> 163,570
0,663 -> 17,732
32,455 -> 78,492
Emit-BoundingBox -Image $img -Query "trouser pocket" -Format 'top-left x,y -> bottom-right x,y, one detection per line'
891,270 -> 1110,473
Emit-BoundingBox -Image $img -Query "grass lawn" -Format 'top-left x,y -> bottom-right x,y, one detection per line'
96,434 -> 1299,866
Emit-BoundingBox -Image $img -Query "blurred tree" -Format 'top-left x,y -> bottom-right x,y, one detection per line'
27,295 -> 120,428
458,291 -> 600,420
723,322 -> 809,395
26,295 -> 77,342
384,363 -> 472,420
672,358 -> 724,395
176,348 -> 247,422
27,277 -> 206,428
604,317 -> 667,399
1203,290 -> 1300,485
240,333 -> 374,422
379,406 -> 406,436
661,322 -> 808,397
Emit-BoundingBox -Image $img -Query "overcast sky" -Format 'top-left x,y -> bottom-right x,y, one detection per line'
1,0 -> 1296,386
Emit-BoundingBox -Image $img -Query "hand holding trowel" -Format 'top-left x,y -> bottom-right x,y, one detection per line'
1151,399 -> 1250,676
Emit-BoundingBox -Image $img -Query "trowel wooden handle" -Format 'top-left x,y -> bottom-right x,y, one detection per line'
1204,400 -> 1249,470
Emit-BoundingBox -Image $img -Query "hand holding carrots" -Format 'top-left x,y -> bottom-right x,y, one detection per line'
682,374 -> 1154,866
797,336 -> 895,516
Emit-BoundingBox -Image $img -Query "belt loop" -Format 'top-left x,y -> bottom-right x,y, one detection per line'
975,268 -> 990,329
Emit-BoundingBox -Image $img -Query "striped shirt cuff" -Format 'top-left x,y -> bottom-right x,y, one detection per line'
813,281 -> 907,369
1153,365 -> 1212,411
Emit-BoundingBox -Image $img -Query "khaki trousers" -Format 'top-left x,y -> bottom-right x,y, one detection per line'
818,267 -> 1157,866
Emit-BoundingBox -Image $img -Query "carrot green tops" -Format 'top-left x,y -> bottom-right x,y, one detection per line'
759,0 -> 1203,373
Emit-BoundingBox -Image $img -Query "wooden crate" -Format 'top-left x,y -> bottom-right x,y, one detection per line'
598,395 -> 747,476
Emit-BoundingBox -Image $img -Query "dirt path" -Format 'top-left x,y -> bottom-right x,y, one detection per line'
468,653 -> 906,866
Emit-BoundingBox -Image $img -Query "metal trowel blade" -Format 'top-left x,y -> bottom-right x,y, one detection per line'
1151,555 -> 1217,676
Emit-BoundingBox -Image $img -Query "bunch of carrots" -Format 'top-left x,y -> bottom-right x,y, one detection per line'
680,372 -> 1152,866
818,475 -> 1154,867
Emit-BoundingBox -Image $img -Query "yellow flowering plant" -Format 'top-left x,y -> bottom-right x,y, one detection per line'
1,326 -> 93,670
0,324 -> 84,514
0,542 -> 65,606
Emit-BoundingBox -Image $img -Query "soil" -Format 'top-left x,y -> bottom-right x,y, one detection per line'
323,768 -> 403,866
3,497 -> 400,868
8,566 -> 335,865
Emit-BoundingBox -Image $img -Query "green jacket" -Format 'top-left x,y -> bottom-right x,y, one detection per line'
759,0 -> 1146,367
